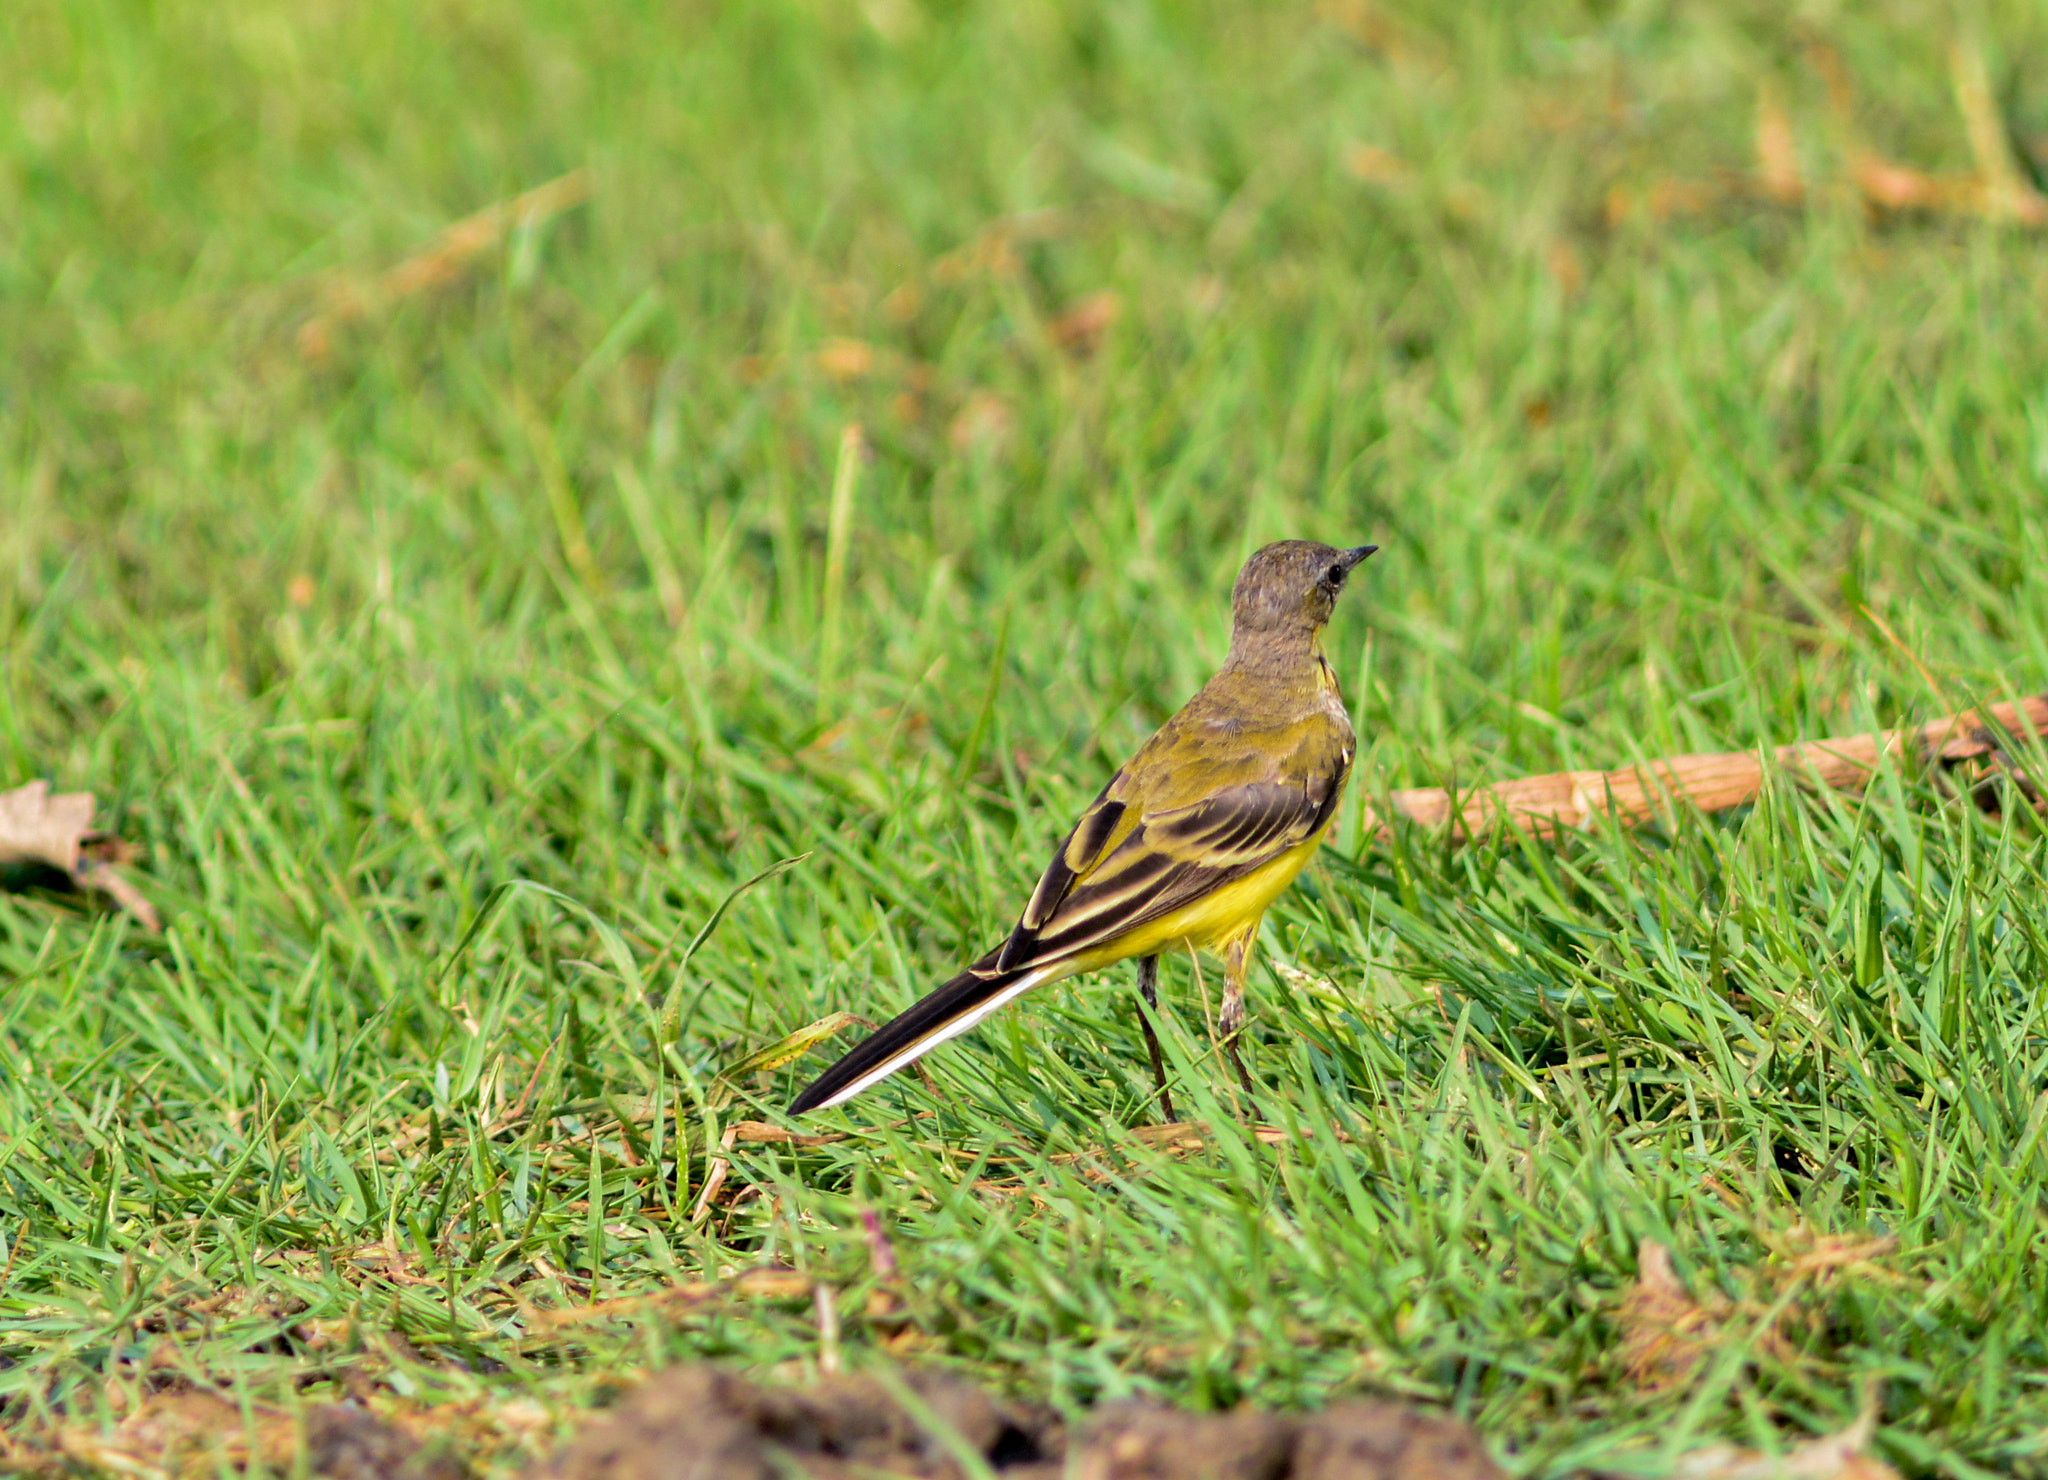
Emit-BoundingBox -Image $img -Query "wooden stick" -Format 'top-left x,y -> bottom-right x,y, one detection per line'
1367,696 -> 2048,844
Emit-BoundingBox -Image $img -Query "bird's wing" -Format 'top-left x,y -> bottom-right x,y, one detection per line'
994,787 -> 1131,969
995,727 -> 1350,971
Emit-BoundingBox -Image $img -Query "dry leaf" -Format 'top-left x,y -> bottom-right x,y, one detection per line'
1850,154 -> 1956,213
814,337 -> 877,382
0,780 -> 160,929
1649,177 -> 1718,220
1544,240 -> 1583,296
1618,1240 -> 1733,1389
1344,142 -> 1410,186
727,1120 -> 844,1147
1317,0 -> 1438,72
1614,1233 -> 1882,1396
928,210 -> 1063,285
0,779 -> 94,875
1671,1405 -> 1897,1480
1048,291 -> 1120,357
948,390 -> 1012,451
881,281 -> 922,322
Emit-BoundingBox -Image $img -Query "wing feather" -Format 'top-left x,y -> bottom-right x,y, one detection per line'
1021,762 -> 1349,964
998,794 -> 1128,970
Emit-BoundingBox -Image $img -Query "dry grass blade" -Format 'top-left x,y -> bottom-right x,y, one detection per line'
1949,38 -> 2048,226
1805,39 -> 2039,226
727,1119 -> 845,1147
1370,695 -> 2048,843
719,1012 -> 859,1081
1755,86 -> 1804,204
689,1123 -> 740,1226
296,169 -> 591,359
523,1267 -> 812,1330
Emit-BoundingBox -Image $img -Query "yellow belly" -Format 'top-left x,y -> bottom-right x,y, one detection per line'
1069,829 -> 1330,974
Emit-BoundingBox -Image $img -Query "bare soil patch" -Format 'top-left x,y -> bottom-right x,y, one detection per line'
534,1364 -> 1504,1480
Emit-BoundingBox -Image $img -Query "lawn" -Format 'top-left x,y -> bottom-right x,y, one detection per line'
6,0 -> 2048,1474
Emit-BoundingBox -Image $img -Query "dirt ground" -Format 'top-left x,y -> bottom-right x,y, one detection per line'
533,1364 -> 1505,1480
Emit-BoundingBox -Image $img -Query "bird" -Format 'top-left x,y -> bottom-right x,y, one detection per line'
789,540 -> 1376,1118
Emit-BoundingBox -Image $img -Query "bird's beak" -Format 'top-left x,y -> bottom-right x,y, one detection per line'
1341,544 -> 1378,571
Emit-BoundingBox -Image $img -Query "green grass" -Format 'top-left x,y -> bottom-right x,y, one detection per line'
8,0 -> 2048,1474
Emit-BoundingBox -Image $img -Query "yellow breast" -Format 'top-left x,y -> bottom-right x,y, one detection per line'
1071,828 -> 1331,973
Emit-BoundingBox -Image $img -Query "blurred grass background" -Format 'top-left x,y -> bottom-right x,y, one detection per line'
7,0 -> 2048,1474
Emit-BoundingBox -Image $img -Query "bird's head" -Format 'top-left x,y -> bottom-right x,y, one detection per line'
1229,540 -> 1377,652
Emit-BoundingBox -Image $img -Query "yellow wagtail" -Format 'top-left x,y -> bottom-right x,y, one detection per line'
790,540 -> 1376,1117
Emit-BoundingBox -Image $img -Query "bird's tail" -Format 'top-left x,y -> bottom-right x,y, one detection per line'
788,955 -> 1057,1114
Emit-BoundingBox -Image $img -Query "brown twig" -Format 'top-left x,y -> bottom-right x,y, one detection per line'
1366,695 -> 2048,844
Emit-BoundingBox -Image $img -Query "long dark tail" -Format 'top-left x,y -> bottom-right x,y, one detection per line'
788,951 -> 1051,1114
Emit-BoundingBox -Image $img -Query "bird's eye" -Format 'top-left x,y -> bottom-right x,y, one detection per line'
1325,563 -> 1346,586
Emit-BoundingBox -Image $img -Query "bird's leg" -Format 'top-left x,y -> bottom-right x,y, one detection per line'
1135,954 -> 1174,1123
1219,928 -> 1258,1096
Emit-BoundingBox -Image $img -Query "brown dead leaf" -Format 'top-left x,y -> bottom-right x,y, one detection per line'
1543,240 -> 1583,296
1851,154 -> 1958,212
0,780 -> 160,929
1648,177 -> 1718,220
689,1122 -> 741,1225
1119,1120 -> 1351,1154
1048,291 -> 1120,358
1616,1234 -> 1880,1396
1619,1240 -> 1731,1389
948,391 -> 1012,452
1671,1404 -> 1897,1480
1603,178 -> 1723,226
815,337 -> 877,382
1317,0 -> 1440,72
1344,142 -> 1410,186
881,281 -> 922,322
0,779 -> 94,875
55,1393 -> 299,1479
928,210 -> 1062,285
